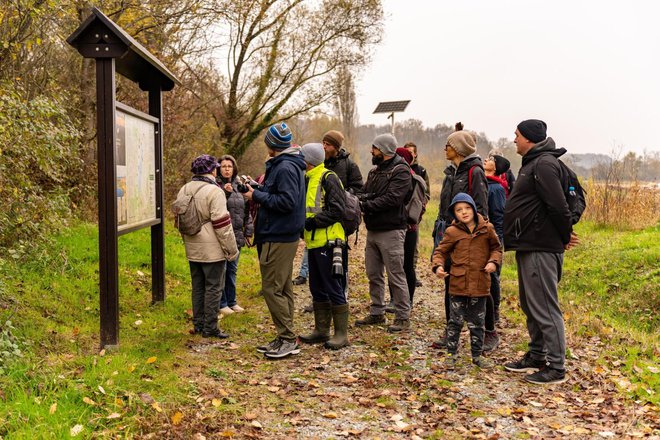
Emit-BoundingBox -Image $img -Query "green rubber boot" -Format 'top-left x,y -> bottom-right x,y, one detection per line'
299,301 -> 332,344
325,303 -> 350,350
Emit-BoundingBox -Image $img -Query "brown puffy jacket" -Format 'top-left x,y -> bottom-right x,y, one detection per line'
431,214 -> 502,297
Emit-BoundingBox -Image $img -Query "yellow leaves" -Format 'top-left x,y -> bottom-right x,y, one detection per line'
146,356 -> 157,364
497,407 -> 512,416
152,402 -> 163,412
49,403 -> 57,414
128,365 -> 136,373
171,411 -> 183,425
322,411 -> 338,419
82,396 -> 96,406
212,399 -> 222,407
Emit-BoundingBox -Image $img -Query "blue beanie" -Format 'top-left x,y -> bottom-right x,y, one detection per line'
265,122 -> 293,150
448,193 -> 478,223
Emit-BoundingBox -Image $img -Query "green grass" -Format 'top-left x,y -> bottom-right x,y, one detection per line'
0,215 -> 658,437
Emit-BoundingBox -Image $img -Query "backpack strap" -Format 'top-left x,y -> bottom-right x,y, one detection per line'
467,165 -> 477,193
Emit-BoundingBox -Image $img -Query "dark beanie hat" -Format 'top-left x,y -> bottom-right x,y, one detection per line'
395,147 -> 413,165
191,154 -> 218,175
265,122 -> 293,150
323,130 -> 344,149
493,155 -> 511,175
517,119 -> 547,143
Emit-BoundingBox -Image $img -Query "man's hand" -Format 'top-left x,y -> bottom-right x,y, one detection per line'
484,262 -> 497,273
243,185 -> 254,201
434,267 -> 448,278
565,232 -> 580,250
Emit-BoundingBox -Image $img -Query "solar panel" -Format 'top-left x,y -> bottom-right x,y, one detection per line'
373,100 -> 410,114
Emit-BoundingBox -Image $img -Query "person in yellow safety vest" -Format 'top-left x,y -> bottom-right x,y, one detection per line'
298,143 -> 350,349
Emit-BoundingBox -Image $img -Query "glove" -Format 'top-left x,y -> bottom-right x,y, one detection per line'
304,217 -> 317,231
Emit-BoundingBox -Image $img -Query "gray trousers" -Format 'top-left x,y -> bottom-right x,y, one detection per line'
190,261 -> 227,334
259,241 -> 299,341
516,251 -> 566,370
365,229 -> 410,320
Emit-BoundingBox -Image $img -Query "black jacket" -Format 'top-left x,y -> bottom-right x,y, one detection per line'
324,149 -> 363,193
362,155 -> 412,231
503,138 -> 572,253
437,155 -> 489,222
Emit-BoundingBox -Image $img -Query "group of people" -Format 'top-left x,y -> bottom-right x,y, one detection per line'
176,118 -> 578,385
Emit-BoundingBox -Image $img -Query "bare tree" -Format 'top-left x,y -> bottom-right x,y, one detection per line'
334,65 -> 358,151
189,0 -> 383,158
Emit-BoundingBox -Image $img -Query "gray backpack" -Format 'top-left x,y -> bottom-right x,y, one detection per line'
172,184 -> 209,235
406,173 -> 429,224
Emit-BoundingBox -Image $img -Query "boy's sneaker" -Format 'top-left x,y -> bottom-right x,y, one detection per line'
292,276 -> 307,285
355,314 -> 386,326
472,356 -> 493,369
524,367 -> 567,385
387,319 -> 410,333
264,339 -> 301,359
256,337 -> 281,353
504,352 -> 547,373
483,331 -> 500,352
444,354 -> 457,369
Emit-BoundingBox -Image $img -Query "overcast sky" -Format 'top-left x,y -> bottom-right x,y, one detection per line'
354,0 -> 660,155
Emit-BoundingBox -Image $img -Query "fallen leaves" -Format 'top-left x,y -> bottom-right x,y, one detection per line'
146,356 -> 157,364
70,425 -> 84,436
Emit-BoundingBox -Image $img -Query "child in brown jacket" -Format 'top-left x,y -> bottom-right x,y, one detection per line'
431,193 -> 502,368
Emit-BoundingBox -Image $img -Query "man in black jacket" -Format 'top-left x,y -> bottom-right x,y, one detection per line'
503,119 -> 578,385
355,133 -> 412,333
323,130 -> 364,193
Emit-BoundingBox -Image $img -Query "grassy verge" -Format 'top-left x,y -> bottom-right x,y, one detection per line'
0,212 -> 657,437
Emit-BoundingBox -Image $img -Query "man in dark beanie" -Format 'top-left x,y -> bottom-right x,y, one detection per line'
175,154 -> 238,338
503,120 -> 579,384
356,133 -> 412,333
322,130 -> 363,193
243,122 -> 306,359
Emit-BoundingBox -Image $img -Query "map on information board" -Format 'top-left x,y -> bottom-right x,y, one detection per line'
116,106 -> 156,231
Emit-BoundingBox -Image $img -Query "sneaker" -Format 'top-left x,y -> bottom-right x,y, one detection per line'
431,332 -> 447,349
483,331 -> 500,352
219,306 -> 235,316
387,319 -> 410,333
472,356 -> 493,369
292,276 -> 307,286
230,304 -> 245,313
444,354 -> 457,369
504,352 -> 547,373
303,303 -> 314,313
385,301 -> 395,313
355,314 -> 386,326
524,367 -> 567,385
415,279 -> 423,287
202,329 -> 229,339
256,338 -> 282,353
264,339 -> 301,359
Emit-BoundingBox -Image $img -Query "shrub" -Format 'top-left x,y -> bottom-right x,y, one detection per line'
0,83 -> 82,251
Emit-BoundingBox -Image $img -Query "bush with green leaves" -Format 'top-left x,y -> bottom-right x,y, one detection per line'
0,82 -> 82,251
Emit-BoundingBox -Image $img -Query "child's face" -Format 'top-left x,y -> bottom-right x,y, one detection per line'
453,202 -> 475,225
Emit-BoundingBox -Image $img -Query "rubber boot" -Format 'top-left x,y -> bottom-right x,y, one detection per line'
325,303 -> 350,350
299,301 -> 332,344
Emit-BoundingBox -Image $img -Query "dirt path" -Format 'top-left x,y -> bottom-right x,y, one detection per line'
161,238 -> 659,439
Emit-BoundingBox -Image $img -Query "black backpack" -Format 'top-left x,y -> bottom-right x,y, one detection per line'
534,159 -> 586,225
321,170 -> 361,237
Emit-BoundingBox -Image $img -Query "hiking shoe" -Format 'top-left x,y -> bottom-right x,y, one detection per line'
415,279 -> 423,287
256,338 -> 282,353
292,276 -> 307,286
444,354 -> 457,369
483,331 -> 500,352
230,304 -> 245,313
264,339 -> 301,359
202,329 -> 229,339
387,319 -> 410,333
431,334 -> 447,349
355,314 -> 386,326
524,367 -> 567,385
472,356 -> 494,369
189,327 -> 203,335
385,301 -> 395,313
219,306 -> 234,316
504,352 -> 547,373
303,303 -> 314,313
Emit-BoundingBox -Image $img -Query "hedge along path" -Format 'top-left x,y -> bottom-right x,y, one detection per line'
155,234 -> 658,440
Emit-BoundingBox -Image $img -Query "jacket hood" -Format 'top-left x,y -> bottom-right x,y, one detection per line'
448,192 -> 478,224
522,137 -> 567,166
217,154 -> 238,181
270,149 -> 307,170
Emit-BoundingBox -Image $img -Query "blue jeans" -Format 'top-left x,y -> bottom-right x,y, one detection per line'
297,246 -> 309,278
220,250 -> 240,308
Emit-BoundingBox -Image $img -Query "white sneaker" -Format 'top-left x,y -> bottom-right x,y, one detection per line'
231,305 -> 245,313
219,306 -> 234,316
